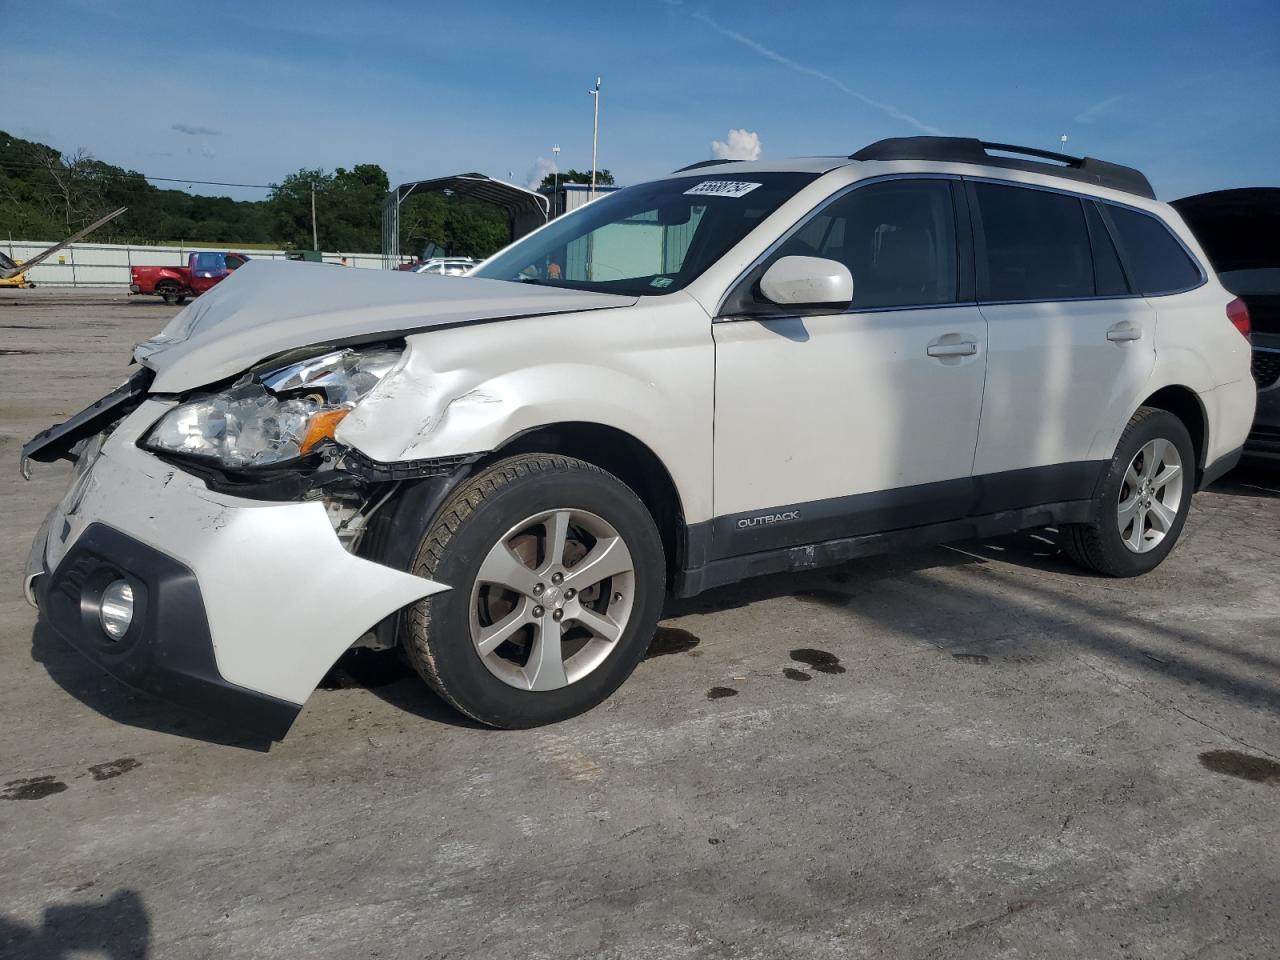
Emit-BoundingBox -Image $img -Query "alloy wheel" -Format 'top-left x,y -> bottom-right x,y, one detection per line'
469,509 -> 636,690
1117,438 -> 1184,554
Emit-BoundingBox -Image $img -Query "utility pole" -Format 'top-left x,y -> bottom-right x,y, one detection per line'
589,76 -> 601,200
310,182 -> 318,251
552,143 -> 561,216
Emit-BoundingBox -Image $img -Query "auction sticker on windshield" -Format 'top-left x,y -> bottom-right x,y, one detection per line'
684,181 -> 761,198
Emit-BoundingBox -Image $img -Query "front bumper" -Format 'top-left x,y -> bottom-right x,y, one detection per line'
26,400 -> 445,738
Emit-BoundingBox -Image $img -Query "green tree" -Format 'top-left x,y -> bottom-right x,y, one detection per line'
268,164 -> 389,252
397,192 -> 508,260
538,168 -> 615,191
0,130 -> 274,245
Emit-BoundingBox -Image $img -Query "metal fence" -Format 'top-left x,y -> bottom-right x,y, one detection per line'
4,239 -> 390,287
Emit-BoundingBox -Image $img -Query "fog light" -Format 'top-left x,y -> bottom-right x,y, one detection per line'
99,580 -> 134,641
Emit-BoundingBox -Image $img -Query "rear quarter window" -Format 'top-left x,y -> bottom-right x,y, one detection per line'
1104,205 -> 1202,296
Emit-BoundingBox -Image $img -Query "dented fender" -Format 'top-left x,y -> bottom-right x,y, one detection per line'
335,297 -> 717,524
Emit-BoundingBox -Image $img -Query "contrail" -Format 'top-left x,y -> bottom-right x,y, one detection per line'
1074,94 -> 1124,125
691,11 -> 944,136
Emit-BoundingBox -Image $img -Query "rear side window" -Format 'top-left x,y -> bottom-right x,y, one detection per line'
973,183 -> 1092,301
1104,205 -> 1202,295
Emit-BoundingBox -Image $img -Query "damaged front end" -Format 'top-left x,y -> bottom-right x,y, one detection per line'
22,344 -> 473,742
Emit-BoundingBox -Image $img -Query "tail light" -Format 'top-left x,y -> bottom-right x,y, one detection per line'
1227,297 -> 1251,340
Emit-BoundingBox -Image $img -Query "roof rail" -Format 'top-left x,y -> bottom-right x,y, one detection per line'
849,137 -> 1155,199
671,158 -> 736,173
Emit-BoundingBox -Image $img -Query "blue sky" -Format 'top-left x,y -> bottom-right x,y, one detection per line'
4,0 -> 1277,202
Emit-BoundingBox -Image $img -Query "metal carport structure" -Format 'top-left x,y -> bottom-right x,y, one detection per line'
381,174 -> 550,268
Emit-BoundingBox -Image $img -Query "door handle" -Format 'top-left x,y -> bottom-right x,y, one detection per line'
927,335 -> 978,358
1106,322 -> 1143,343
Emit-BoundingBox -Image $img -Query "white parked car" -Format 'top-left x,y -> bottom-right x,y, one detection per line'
22,137 -> 1255,739
412,258 -> 476,277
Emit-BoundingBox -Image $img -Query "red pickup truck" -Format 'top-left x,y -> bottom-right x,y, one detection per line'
130,251 -> 249,304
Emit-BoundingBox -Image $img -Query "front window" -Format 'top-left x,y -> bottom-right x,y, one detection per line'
472,173 -> 819,296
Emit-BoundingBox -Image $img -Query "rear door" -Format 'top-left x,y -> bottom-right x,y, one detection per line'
711,177 -> 988,555
968,180 -> 1156,502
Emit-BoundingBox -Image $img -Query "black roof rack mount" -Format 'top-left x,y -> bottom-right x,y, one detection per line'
849,137 -> 1155,200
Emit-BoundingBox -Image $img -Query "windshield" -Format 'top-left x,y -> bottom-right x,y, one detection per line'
472,172 -> 819,296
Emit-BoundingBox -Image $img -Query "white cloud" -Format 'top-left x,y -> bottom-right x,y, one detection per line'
711,128 -> 762,161
526,155 -> 557,189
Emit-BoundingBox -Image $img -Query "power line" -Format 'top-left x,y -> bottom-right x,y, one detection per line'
0,157 -> 275,190
144,176 -> 273,190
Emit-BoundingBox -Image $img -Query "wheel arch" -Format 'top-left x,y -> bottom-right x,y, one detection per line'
1139,384 -> 1208,482
488,422 -> 688,587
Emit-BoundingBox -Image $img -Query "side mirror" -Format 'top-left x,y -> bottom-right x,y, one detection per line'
759,256 -> 853,307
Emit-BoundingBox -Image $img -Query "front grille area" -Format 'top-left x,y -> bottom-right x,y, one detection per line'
1253,349 -> 1280,389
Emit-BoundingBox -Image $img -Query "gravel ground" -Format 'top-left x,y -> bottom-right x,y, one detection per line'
2,287 -> 1278,959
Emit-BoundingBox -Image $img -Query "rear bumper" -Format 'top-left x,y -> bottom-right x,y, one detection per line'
129,283 -> 140,294
1246,372 -> 1280,460
26,400 -> 446,738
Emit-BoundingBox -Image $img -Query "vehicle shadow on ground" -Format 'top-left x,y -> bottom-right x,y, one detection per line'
670,526 -> 1280,718
319,648 -> 487,730
0,889 -> 150,960
1209,461 -> 1280,500
29,621 -> 276,751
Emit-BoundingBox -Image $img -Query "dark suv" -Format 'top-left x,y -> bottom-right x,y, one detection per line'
1174,188 -> 1280,460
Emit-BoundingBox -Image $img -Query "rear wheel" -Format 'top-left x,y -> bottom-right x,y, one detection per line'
1061,407 -> 1195,576
401,454 -> 665,727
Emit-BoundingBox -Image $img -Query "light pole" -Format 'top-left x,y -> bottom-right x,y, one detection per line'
552,143 -> 561,216
1060,133 -> 1069,152
589,76 -> 601,200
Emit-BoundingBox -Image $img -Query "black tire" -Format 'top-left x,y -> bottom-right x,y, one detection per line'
401,454 -> 666,728
1060,407 -> 1195,577
175,294 -> 188,305
158,285 -> 177,304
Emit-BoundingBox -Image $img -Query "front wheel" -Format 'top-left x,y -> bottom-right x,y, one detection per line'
1061,407 -> 1195,577
401,454 -> 666,728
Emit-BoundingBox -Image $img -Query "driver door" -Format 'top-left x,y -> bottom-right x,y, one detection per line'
711,177 -> 987,554
189,252 -> 226,294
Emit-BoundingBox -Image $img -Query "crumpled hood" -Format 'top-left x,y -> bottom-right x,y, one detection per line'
136,259 -> 637,392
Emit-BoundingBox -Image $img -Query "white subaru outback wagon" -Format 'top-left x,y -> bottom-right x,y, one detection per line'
23,137 -> 1255,738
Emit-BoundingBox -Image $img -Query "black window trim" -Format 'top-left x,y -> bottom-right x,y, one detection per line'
964,175 -> 1207,305
967,176 -> 1137,306
714,173 -> 977,321
1082,198 -> 1133,296
1094,198 -> 1208,298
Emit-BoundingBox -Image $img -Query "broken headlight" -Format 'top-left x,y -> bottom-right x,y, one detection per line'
143,345 -> 403,468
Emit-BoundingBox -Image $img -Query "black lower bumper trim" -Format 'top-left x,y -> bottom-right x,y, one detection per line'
1202,445 -> 1245,487
38,523 -> 301,741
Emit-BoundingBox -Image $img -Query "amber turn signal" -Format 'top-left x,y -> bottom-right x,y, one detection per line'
300,408 -> 350,454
